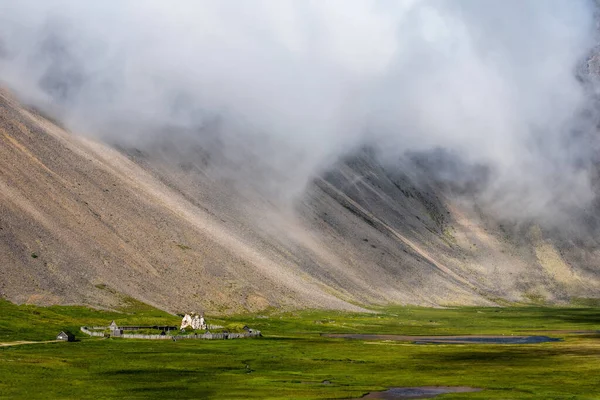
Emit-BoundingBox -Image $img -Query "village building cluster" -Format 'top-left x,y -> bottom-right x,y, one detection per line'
78,315 -> 260,340
180,313 -> 206,330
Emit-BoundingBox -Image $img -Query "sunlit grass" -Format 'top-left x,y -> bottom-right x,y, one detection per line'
1,300 -> 599,399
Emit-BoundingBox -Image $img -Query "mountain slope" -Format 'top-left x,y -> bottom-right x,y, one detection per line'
1,89 -> 599,313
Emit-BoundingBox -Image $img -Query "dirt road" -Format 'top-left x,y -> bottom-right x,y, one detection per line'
0,340 -> 61,347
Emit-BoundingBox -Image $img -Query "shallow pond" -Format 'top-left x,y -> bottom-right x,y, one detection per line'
358,386 -> 481,399
324,333 -> 561,344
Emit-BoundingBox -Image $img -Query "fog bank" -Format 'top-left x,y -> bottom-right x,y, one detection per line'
0,0 -> 598,222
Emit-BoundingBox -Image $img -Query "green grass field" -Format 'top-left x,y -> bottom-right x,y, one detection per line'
0,299 -> 599,399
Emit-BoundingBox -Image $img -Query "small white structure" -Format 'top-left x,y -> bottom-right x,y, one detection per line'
191,314 -> 200,330
109,321 -> 122,337
56,331 -> 74,341
181,313 -> 207,330
180,314 -> 193,330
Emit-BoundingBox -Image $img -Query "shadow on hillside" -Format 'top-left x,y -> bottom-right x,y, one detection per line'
543,308 -> 600,325
130,386 -> 191,392
479,308 -> 600,328
422,342 -> 600,366
130,386 -> 215,397
424,348 -> 559,364
105,369 -> 200,376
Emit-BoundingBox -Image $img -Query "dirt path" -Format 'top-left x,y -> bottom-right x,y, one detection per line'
0,340 -> 61,347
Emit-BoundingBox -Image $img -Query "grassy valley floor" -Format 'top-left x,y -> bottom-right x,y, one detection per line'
0,300 -> 599,399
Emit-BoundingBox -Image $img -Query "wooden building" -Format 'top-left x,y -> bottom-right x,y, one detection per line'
56,331 -> 74,342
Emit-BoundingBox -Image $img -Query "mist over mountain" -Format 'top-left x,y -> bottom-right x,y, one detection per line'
1,1 -> 600,311
2,0 -> 600,223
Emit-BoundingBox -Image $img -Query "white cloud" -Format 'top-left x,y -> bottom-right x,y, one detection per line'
0,0 -> 597,220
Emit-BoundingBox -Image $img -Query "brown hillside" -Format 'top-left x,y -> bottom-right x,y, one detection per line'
1,89 -> 599,313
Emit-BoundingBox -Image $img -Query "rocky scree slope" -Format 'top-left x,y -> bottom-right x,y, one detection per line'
1,89 -> 599,313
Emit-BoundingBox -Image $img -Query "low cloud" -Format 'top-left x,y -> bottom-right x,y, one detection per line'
0,0 -> 598,223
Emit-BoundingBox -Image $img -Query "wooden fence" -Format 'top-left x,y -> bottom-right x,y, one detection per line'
118,331 -> 261,340
80,327 -> 106,337
80,326 -> 261,340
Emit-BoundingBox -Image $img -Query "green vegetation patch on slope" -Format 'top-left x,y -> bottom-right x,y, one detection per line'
0,298 -> 177,342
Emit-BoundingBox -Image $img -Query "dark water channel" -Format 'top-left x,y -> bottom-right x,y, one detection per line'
358,386 -> 481,399
324,333 -> 561,344
413,335 -> 560,344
